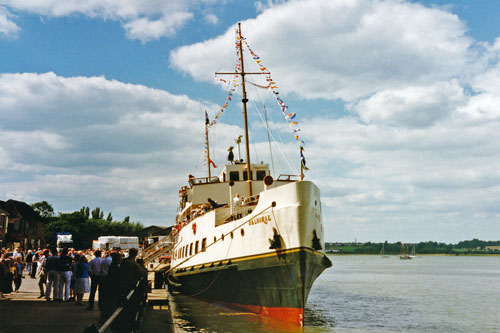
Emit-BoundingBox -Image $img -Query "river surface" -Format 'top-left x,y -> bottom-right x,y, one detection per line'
169,255 -> 500,332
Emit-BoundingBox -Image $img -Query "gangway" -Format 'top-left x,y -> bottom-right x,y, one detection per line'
140,240 -> 172,265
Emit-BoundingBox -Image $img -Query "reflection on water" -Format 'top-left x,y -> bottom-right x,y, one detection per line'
170,255 -> 500,332
170,293 -> 308,332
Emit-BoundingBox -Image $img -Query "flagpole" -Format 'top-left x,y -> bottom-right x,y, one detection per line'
205,111 -> 212,178
300,146 -> 306,181
301,163 -> 304,181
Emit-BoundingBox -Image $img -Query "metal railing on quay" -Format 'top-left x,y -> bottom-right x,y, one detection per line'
84,276 -> 148,333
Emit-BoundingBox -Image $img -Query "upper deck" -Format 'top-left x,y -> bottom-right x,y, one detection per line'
177,162 -> 300,220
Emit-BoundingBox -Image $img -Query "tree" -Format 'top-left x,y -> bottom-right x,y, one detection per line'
31,201 -> 55,221
106,212 -> 113,222
123,216 -> 130,223
91,207 -> 104,219
79,206 -> 90,219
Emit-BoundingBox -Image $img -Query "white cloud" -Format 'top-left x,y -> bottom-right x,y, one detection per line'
204,13 -> 218,25
171,0 -> 474,101
169,0 -> 500,241
123,13 -> 193,42
1,0 -> 210,41
2,0 -> 500,242
254,0 -> 288,13
0,72 -> 216,223
305,110 -> 500,241
350,81 -> 467,128
0,6 -> 19,37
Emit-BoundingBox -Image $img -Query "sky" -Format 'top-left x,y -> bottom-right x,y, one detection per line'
1,0 -> 499,243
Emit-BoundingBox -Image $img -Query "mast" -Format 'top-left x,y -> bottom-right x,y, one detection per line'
238,22 -> 253,196
216,23 -> 270,196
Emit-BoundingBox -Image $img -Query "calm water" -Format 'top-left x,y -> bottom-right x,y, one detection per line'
169,255 -> 500,332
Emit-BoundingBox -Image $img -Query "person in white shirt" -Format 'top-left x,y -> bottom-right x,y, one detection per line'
37,250 -> 48,298
12,248 -> 21,260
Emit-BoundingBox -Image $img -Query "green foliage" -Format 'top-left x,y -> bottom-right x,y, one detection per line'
31,201 -> 55,222
40,203 -> 143,249
91,207 -> 104,220
326,239 -> 500,255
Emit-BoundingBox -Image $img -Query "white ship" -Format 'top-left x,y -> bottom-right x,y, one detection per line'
167,23 -> 332,326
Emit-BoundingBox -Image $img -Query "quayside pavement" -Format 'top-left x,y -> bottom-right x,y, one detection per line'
0,273 -> 173,333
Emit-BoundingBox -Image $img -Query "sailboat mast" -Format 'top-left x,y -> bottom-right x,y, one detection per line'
237,22 -> 253,196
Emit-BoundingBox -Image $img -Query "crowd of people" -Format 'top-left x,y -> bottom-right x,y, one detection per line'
0,246 -> 148,325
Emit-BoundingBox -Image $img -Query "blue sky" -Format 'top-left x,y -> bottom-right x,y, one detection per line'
1,0 -> 499,243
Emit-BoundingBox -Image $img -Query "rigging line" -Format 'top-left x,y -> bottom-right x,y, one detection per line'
264,105 -> 276,179
246,83 -> 300,176
194,136 -> 206,176
249,117 -> 259,165
252,100 -> 299,176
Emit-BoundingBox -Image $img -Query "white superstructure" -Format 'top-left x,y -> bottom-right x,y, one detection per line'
171,162 -> 325,269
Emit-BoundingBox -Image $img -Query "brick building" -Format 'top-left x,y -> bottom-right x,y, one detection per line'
0,206 -> 8,248
0,199 -> 46,250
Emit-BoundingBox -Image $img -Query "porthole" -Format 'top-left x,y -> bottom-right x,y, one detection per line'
221,234 -> 224,241
241,228 -> 245,237
230,231 -> 234,239
214,236 -> 217,243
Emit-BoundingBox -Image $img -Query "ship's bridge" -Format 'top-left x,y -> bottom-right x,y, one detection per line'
219,161 -> 269,183
178,162 -> 299,215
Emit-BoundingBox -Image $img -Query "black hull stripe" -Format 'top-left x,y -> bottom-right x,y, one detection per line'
170,248 -> 332,309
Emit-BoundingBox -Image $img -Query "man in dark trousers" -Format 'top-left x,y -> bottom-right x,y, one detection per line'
45,248 -> 59,301
112,248 -> 147,332
87,250 -> 103,310
99,252 -> 122,323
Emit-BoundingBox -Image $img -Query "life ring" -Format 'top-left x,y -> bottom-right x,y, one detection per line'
192,222 -> 197,235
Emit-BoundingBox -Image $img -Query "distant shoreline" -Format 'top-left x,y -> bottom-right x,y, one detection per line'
325,240 -> 500,256
326,253 -> 500,256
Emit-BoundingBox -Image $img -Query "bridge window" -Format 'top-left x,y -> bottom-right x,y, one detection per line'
195,240 -> 199,254
229,171 -> 240,181
202,238 -> 207,252
256,170 -> 266,180
189,243 -> 193,256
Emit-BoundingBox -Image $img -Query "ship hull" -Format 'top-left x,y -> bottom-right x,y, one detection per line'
170,246 -> 332,326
